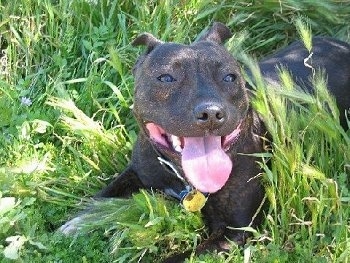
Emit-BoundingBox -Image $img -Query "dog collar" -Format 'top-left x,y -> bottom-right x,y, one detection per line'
158,156 -> 208,212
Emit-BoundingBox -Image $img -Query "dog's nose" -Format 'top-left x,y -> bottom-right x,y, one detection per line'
194,103 -> 226,128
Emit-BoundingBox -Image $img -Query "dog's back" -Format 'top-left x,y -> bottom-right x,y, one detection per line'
259,37 -> 350,127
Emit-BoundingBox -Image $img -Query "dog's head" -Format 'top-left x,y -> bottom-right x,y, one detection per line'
131,23 -> 250,193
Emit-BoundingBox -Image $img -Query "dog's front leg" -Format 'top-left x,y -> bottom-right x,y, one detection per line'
163,226 -> 229,263
95,166 -> 144,198
58,166 -> 144,234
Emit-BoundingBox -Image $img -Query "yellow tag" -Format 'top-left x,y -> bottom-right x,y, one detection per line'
182,190 -> 206,212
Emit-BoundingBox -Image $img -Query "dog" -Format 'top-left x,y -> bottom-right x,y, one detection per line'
60,22 -> 350,261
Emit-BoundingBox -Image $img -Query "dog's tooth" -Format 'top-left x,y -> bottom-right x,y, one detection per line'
174,144 -> 182,152
171,135 -> 182,152
170,135 -> 177,144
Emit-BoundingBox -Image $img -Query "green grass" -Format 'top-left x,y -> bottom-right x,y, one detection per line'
0,0 -> 349,262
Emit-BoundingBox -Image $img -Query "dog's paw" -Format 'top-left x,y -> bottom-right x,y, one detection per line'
58,216 -> 83,235
162,250 -> 191,263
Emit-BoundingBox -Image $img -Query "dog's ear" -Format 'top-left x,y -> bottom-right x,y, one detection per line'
198,22 -> 232,44
132,33 -> 163,54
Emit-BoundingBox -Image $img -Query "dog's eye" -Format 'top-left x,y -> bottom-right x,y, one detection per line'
223,74 -> 236,82
157,74 -> 176,83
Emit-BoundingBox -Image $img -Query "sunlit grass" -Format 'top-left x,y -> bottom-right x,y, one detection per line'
246,50 -> 350,261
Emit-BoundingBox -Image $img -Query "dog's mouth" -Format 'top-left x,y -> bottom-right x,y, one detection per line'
146,122 -> 241,193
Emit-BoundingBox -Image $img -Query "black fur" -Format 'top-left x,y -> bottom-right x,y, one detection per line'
61,23 -> 350,262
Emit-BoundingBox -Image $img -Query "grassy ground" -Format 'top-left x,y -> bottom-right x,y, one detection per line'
0,0 -> 349,262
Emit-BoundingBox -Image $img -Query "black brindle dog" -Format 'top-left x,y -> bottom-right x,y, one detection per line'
60,23 -> 350,261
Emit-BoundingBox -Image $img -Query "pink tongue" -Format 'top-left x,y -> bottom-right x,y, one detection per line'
181,136 -> 232,193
